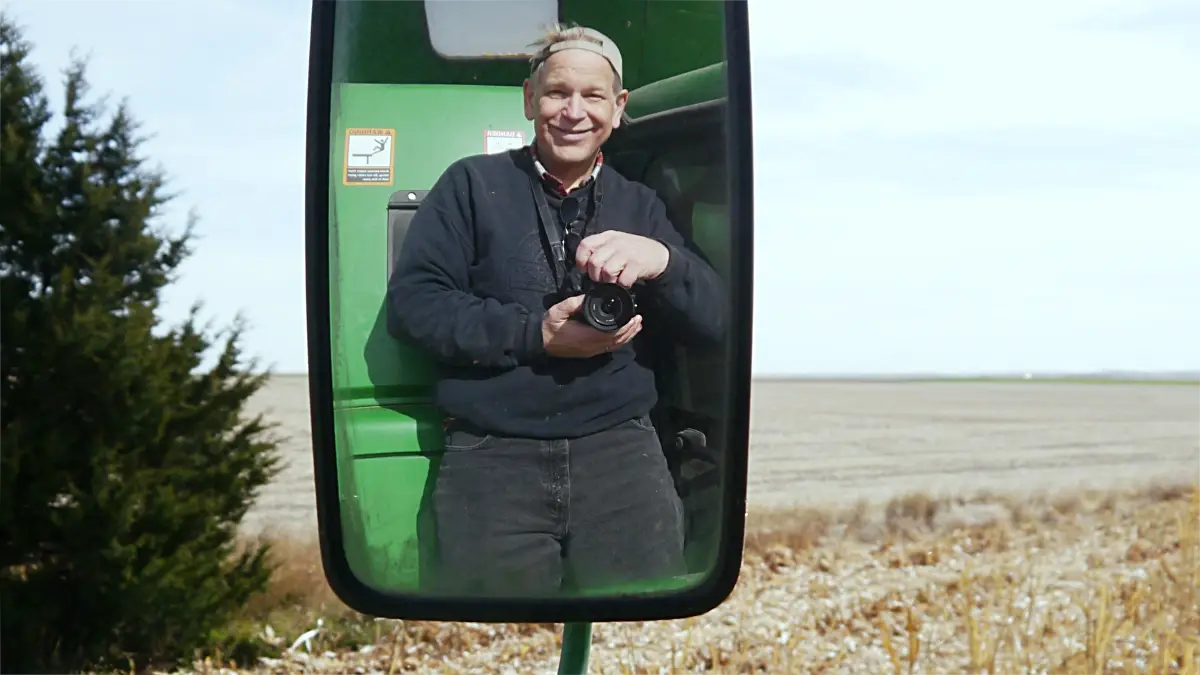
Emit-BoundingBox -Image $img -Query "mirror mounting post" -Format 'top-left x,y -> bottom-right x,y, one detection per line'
558,622 -> 593,674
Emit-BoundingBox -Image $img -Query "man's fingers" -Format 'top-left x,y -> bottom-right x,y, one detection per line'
587,315 -> 641,357
607,325 -> 634,346
615,264 -> 640,288
585,246 -> 617,282
612,315 -> 642,343
575,231 -> 616,268
616,321 -> 642,345
598,254 -> 628,284
579,230 -> 617,249
612,322 -> 635,343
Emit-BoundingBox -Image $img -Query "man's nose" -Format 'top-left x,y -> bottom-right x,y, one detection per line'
562,94 -> 586,119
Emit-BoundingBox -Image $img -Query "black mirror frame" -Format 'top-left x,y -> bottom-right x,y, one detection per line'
303,0 -> 754,623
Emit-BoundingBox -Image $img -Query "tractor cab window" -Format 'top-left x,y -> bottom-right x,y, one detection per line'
424,0 -> 559,58
630,142 -> 731,577
644,153 -> 730,281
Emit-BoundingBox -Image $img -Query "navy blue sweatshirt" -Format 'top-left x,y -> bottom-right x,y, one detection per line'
388,148 -> 727,439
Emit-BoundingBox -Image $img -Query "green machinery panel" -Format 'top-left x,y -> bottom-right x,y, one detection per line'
329,83 -> 532,591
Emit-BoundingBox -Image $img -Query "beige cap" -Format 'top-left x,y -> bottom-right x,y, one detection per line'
530,26 -> 623,81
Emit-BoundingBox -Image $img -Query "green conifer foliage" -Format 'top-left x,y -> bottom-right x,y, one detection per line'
1,12 -> 283,673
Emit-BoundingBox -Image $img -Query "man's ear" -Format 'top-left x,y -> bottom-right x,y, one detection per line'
522,78 -> 536,121
611,89 -> 630,128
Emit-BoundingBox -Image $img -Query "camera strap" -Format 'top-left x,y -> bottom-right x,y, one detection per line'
528,177 -> 566,288
527,167 -> 603,290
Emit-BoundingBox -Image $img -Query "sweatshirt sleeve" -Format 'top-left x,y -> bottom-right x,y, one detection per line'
641,191 -> 729,348
387,162 -> 547,370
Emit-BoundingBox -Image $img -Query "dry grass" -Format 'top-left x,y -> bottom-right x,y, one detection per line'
166,479 -> 1197,675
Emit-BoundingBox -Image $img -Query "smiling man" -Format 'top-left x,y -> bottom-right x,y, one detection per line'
388,23 -> 727,596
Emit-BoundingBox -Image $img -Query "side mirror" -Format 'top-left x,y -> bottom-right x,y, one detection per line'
304,0 -> 753,623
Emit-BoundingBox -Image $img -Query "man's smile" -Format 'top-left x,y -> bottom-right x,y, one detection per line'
549,125 -> 594,140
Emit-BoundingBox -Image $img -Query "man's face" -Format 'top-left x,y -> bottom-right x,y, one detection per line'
523,48 -> 628,171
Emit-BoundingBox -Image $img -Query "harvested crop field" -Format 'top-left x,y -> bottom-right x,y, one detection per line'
241,377 -> 1198,536
185,377 -> 1200,675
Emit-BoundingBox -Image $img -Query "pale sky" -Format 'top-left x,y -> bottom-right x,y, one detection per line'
7,0 -> 1199,376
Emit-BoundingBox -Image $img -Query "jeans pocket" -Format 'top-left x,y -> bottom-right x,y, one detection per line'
442,422 -> 494,451
627,414 -> 656,432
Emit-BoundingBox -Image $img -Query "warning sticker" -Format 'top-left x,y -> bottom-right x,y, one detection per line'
343,128 -> 395,186
484,129 -> 526,155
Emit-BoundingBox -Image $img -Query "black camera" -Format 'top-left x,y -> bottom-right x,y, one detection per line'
579,282 -> 637,333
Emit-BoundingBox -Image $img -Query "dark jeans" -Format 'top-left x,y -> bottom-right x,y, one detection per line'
430,414 -> 687,596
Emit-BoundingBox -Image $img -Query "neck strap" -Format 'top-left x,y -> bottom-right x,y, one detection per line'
527,168 -> 603,290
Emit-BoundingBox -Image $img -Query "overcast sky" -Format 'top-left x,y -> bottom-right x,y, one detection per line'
7,0 -> 1199,376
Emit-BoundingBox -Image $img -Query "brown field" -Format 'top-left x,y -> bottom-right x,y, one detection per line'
240,376 -> 1198,536
174,377 -> 1200,675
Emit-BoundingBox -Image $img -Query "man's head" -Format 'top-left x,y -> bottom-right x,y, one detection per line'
523,23 -> 628,179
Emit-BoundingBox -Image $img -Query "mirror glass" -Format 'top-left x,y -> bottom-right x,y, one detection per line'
315,0 -> 744,605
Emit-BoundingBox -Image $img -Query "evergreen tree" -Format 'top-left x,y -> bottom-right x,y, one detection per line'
0,12 -> 282,673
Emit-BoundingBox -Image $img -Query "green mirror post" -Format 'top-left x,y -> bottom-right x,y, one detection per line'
305,0 -> 754,628
558,623 -> 593,674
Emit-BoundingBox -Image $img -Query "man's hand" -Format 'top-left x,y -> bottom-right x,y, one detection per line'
541,295 -> 643,358
574,231 -> 669,288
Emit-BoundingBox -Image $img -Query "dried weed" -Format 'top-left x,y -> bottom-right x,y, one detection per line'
138,480 -> 1199,675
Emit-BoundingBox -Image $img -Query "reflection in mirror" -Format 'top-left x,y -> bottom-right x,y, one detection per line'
315,0 -> 744,610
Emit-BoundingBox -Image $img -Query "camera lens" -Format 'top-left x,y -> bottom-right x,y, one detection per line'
581,283 -> 635,333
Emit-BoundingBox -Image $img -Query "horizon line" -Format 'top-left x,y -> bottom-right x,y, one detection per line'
261,370 -> 1200,380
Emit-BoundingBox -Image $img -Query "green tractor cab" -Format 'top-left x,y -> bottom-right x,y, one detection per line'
308,0 -> 753,616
